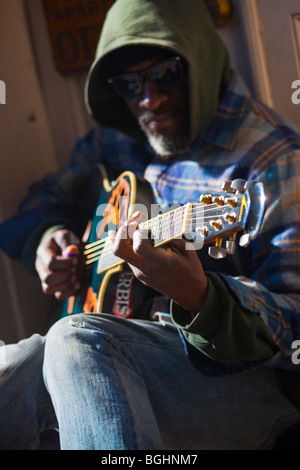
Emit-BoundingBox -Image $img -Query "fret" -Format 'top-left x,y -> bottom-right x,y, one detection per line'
182,203 -> 194,235
162,211 -> 171,242
140,205 -> 187,246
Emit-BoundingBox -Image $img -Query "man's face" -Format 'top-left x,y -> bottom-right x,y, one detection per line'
110,55 -> 190,156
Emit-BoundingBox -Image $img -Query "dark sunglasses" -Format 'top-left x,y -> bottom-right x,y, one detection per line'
108,56 -> 183,98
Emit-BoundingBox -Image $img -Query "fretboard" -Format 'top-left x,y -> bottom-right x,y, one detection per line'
139,205 -> 190,246
94,204 -> 195,273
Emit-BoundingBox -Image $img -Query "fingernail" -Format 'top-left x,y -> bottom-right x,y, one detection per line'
66,253 -> 80,260
63,245 -> 80,260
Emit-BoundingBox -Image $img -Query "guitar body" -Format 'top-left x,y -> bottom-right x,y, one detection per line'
61,165 -> 156,319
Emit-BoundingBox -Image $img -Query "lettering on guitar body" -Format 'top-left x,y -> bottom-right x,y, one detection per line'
112,272 -> 134,318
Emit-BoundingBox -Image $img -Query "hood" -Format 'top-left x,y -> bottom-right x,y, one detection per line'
85,0 -> 231,145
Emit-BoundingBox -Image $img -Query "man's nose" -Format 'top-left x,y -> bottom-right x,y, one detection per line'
138,79 -> 168,111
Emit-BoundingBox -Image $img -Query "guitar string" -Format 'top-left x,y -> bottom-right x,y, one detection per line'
84,202 -> 233,246
85,223 -> 236,265
84,202 -> 236,255
84,203 -> 212,251
84,212 -> 237,260
84,209 -> 239,265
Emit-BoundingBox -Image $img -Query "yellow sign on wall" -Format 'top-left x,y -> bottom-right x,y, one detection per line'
43,0 -> 114,73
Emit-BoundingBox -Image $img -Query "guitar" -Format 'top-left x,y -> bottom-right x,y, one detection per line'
61,165 -> 265,319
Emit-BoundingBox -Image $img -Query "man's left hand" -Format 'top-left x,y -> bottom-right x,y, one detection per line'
109,212 -> 208,313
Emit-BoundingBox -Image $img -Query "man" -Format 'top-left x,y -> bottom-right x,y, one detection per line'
0,0 -> 300,450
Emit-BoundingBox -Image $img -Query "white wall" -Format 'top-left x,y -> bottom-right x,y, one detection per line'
0,0 -> 59,343
217,0 -> 256,95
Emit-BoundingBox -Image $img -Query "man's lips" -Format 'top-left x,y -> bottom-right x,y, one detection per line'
140,113 -> 176,132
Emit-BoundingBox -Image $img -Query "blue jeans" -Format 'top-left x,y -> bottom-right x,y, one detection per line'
0,334 -> 57,449
1,313 -> 300,449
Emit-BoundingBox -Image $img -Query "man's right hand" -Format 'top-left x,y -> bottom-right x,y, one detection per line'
35,229 -> 82,300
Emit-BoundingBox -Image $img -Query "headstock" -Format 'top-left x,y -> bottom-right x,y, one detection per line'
196,179 -> 265,259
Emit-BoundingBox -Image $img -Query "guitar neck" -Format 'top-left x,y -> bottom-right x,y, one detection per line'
94,200 -> 233,273
85,181 -> 264,274
139,204 -> 190,247
90,204 -> 194,274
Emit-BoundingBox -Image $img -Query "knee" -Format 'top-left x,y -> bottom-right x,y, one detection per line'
44,314 -> 90,358
43,314 -> 93,385
44,314 -> 115,364
43,314 -> 123,390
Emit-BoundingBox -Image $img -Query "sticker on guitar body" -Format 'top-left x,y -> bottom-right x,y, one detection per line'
112,272 -> 134,318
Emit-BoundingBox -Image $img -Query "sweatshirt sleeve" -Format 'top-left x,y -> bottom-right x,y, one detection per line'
171,272 -> 279,364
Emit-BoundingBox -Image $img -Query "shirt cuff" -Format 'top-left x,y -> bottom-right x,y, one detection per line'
171,272 -> 223,338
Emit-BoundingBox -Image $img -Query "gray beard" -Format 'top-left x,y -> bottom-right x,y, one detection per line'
138,111 -> 190,158
137,122 -> 189,158
146,132 -> 190,157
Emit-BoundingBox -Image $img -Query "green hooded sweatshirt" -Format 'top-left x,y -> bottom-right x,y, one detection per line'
85,0 -> 231,145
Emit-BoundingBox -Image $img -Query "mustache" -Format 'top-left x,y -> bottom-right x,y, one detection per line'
138,107 -> 176,126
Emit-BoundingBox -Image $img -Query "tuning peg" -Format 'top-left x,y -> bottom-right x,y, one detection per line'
221,180 -> 235,193
196,226 -> 208,238
208,238 -> 227,259
231,179 -> 247,193
213,196 -> 225,206
208,246 -> 227,259
226,234 -> 237,254
200,194 -> 213,205
226,240 -> 236,254
244,181 -> 258,190
239,233 -> 251,247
